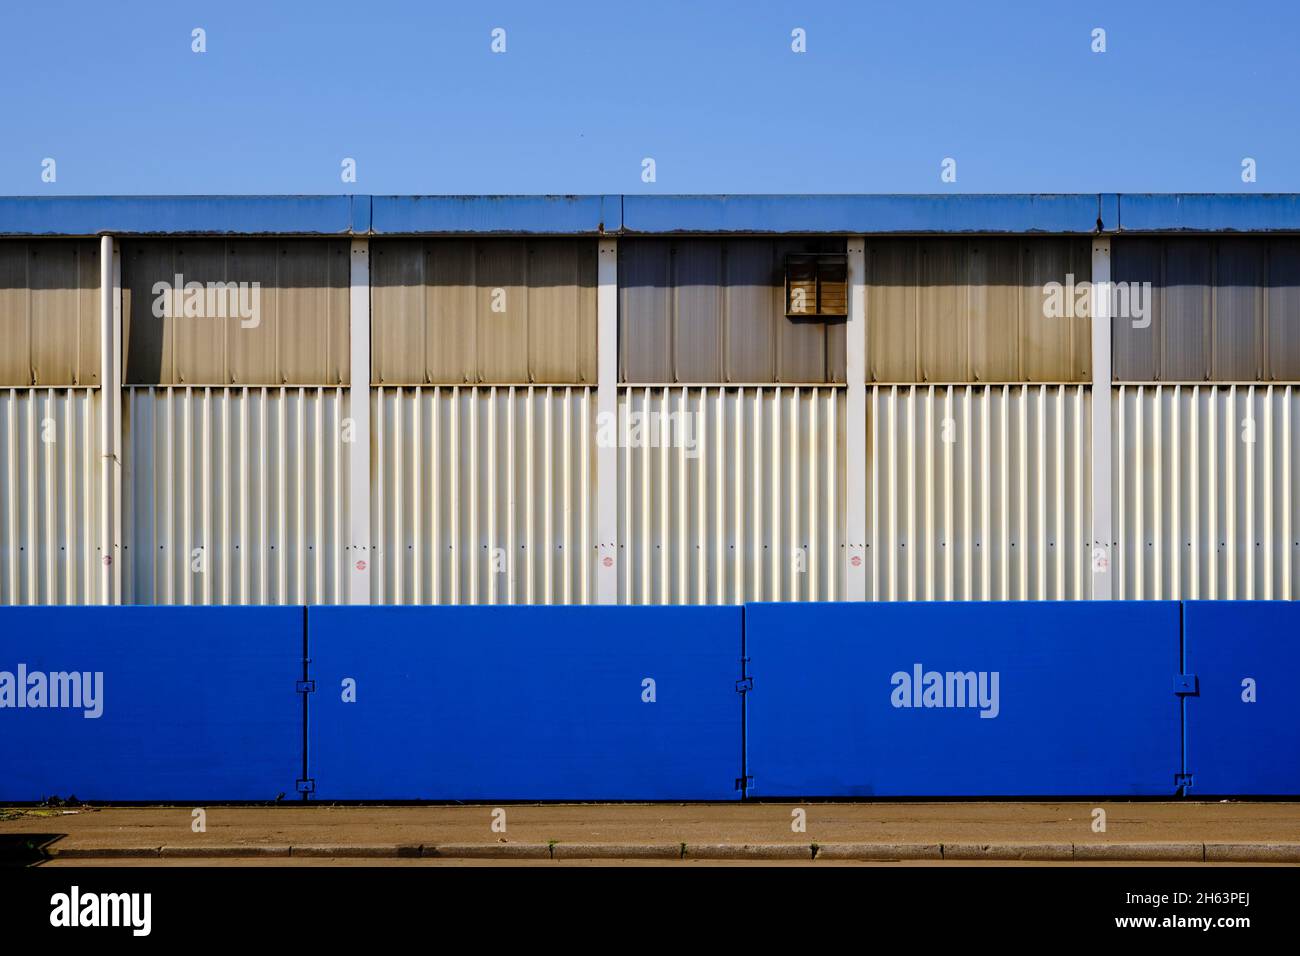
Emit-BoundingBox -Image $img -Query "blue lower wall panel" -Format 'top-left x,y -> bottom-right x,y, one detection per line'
307,606 -> 742,800
1184,601 -> 1300,795
746,601 -> 1182,797
0,607 -> 303,801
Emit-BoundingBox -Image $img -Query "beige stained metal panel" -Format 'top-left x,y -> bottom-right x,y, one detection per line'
475,240 -> 530,382
1114,384 -> 1298,599
967,239 -> 1021,381
527,241 -> 597,384
618,386 -> 845,603
670,240 -> 724,382
865,240 -> 918,382
0,247 -> 30,384
371,239 -> 596,386
866,239 -> 1092,384
1112,238 -> 1300,383
122,240 -> 349,386
425,240 -> 477,382
0,388 -> 100,604
372,386 -> 595,604
723,242 -> 774,381
122,386 -> 351,604
370,239 -> 427,384
0,241 -> 100,387
1268,239 -> 1300,377
1021,239 -> 1091,382
618,241 -> 673,382
917,240 -> 968,382
1111,239 -> 1162,381
867,385 -> 1091,600
1164,240 -> 1212,381
618,239 -> 846,384
1212,240 -> 1266,381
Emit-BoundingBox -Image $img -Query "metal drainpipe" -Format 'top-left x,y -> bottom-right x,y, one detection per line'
99,233 -> 116,604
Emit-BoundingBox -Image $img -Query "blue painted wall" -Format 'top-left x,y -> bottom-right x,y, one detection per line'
1183,602 -> 1300,795
1,601 -> 1294,801
0,606 -> 303,801
745,601 -> 1182,797
306,605 -> 743,800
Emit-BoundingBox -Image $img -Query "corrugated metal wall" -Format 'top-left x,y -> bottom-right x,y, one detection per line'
1112,237 -> 1300,382
0,240 -> 101,386
372,386 -> 595,604
867,385 -> 1091,600
618,386 -> 845,603
866,238 -> 1092,383
122,386 -> 353,604
7,232 -> 1297,609
122,240 -> 351,386
0,388 -> 101,604
619,239 -> 847,384
1114,385 -> 1298,599
371,239 -> 597,385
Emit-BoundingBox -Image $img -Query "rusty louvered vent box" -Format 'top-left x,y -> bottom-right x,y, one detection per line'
784,252 -> 847,317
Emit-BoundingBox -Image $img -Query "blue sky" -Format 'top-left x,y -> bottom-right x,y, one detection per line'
1,0 -> 1296,194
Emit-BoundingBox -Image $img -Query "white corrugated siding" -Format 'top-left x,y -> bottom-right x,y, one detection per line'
373,386 -> 595,604
0,388 -> 100,604
868,385 -> 1091,600
123,386 -> 352,604
1115,384 -> 1298,600
618,386 -> 845,604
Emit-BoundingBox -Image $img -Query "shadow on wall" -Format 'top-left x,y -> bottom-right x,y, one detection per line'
121,239 -> 351,388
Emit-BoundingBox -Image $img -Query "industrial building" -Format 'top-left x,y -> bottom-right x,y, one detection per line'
2,194 -> 1298,608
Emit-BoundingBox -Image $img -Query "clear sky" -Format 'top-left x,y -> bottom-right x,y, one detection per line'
2,0 -> 1296,195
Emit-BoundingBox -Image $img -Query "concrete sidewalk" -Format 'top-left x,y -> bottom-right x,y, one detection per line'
3,802 -> 1298,863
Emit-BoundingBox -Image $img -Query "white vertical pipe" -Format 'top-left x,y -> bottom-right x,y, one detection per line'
348,239 -> 372,604
98,235 -> 120,604
111,242 -> 123,604
1090,238 -> 1114,599
845,238 -> 867,600
596,239 -> 618,603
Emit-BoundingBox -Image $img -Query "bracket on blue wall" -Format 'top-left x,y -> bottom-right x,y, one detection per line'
1174,674 -> 1199,696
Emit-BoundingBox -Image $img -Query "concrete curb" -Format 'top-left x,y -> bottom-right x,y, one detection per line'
1206,843 -> 1300,863
159,845 -> 292,858
23,841 -> 1300,863
816,843 -> 943,861
1074,843 -> 1204,862
942,843 -> 1075,861
685,843 -> 813,860
422,843 -> 552,859
47,845 -> 162,859
291,845 -> 422,858
552,843 -> 683,860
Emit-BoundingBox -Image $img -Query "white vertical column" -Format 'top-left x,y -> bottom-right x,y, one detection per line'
98,235 -> 121,604
596,239 -> 618,603
845,238 -> 868,601
1091,238 -> 1114,599
348,239 -> 372,604
111,242 -> 122,604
